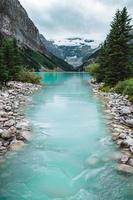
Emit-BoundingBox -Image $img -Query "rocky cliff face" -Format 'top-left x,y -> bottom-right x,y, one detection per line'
40,34 -> 64,60
0,0 -> 74,71
0,0 -> 42,51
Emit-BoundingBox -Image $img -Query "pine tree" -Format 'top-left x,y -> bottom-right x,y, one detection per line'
2,38 -> 21,81
0,47 -> 9,85
98,7 -> 133,85
96,41 -> 108,82
11,38 -> 22,79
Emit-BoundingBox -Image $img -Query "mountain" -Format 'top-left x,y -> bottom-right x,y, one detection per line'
48,37 -> 100,68
40,34 -> 64,60
0,0 -> 73,71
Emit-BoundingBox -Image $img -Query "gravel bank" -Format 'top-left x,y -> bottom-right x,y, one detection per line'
89,80 -> 133,174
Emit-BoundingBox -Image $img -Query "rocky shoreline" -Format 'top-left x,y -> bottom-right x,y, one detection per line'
89,80 -> 133,174
0,81 -> 41,162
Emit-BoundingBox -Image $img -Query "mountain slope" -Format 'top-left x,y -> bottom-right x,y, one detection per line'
45,37 -> 99,68
0,0 -> 73,71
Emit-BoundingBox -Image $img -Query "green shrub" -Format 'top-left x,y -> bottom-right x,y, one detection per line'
16,69 -> 41,84
85,63 -> 100,78
115,78 -> 133,101
129,96 -> 133,103
100,85 -> 112,92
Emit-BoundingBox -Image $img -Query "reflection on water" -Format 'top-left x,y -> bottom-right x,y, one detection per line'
0,73 -> 133,200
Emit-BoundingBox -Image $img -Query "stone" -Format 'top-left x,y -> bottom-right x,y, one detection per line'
121,155 -> 129,164
16,120 -> 31,131
0,141 -> 3,147
19,131 -> 31,141
120,107 -> 131,115
3,141 -> 10,147
10,140 -> 25,151
111,152 -> 122,160
112,132 -> 120,138
117,164 -> 133,174
0,146 -> 7,153
4,119 -> 15,127
86,157 -> 98,166
130,146 -> 133,153
128,159 -> 133,167
0,129 -> 3,135
113,128 -> 124,134
117,139 -> 123,146
119,133 -> 127,139
124,119 -> 133,128
8,126 -> 16,134
129,132 -> 133,138
8,112 -> 14,116
0,111 -> 8,118
1,130 -> 12,139
124,136 -> 133,147
112,136 -> 118,141
4,106 -> 12,112
0,118 -> 8,122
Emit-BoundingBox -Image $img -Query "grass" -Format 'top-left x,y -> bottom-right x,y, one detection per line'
115,78 -> 133,102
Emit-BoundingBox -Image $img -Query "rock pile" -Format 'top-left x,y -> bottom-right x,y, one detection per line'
89,80 -> 133,173
0,81 -> 41,158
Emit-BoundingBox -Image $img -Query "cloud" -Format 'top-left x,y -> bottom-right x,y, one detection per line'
19,0 -> 133,41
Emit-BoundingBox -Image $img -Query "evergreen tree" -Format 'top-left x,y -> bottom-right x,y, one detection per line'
0,47 -> 9,85
2,38 -> 21,81
11,38 -> 22,79
96,41 -> 108,82
98,7 -> 133,85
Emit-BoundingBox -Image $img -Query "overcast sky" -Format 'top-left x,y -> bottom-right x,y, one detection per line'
19,0 -> 133,42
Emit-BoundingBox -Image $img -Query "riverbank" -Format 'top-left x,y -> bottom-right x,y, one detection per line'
89,80 -> 133,173
0,81 -> 42,161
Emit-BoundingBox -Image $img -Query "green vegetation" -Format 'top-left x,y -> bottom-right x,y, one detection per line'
16,68 -> 41,84
93,7 -> 133,86
21,47 -> 73,72
100,85 -> 112,93
0,34 -> 73,86
87,7 -> 133,102
22,48 -> 56,70
0,37 -> 41,85
85,63 -> 100,79
115,78 -> 133,102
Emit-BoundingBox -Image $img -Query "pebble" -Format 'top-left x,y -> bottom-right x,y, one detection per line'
89,80 -> 133,171
0,81 -> 41,158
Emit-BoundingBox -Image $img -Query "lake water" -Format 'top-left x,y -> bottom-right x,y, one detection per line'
0,72 -> 133,200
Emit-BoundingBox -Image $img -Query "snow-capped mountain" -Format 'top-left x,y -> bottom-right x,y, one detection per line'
49,37 -> 100,67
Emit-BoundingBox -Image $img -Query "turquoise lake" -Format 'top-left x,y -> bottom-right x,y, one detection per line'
0,72 -> 133,200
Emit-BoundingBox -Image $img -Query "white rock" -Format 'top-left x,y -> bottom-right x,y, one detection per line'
20,131 -> 31,141
8,126 -> 17,134
0,118 -> 8,122
0,111 -> 8,118
130,146 -> 133,153
120,107 -> 131,115
4,119 -> 15,127
124,119 -> 133,128
119,133 -> 127,139
1,130 -> 12,139
16,120 -> 31,130
4,106 -> 12,112
121,155 -> 129,164
110,152 -> 122,160
10,140 -> 25,151
112,132 -> 120,137
124,136 -> 133,146
117,164 -> 133,174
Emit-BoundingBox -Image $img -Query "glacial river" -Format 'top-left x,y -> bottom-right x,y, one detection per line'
0,72 -> 133,200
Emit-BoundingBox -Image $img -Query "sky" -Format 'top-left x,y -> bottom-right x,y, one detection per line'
19,0 -> 133,42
